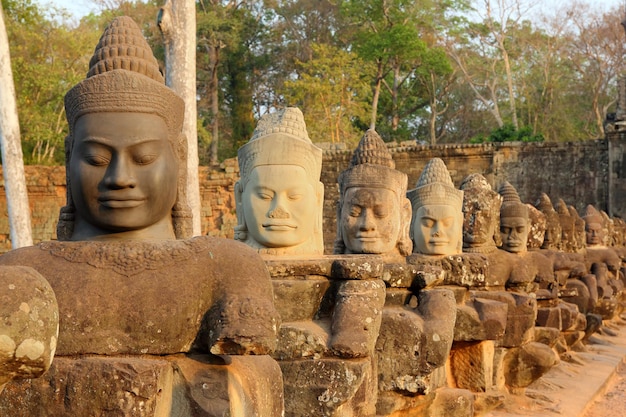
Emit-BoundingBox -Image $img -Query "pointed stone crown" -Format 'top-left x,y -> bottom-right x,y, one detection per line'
460,173 -> 501,211
556,199 -> 570,216
499,181 -> 528,218
238,107 -> 322,184
535,193 -> 555,214
408,158 -> 463,210
582,204 -> 603,225
64,16 -> 183,139
339,129 -> 407,194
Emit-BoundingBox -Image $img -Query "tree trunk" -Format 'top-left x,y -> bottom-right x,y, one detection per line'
158,0 -> 201,236
0,5 -> 33,248
208,43 -> 220,166
370,61 -> 383,129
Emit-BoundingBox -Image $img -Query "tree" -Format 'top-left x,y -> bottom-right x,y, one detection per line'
339,0 -> 465,142
158,0 -> 201,236
281,43 -> 371,144
0,1 -> 32,247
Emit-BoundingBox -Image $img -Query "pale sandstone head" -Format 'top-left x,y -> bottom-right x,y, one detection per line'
235,107 -> 324,256
407,158 -> 463,256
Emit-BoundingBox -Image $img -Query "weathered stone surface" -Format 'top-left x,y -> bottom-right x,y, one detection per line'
453,298 -> 507,342
330,256 -> 384,280
280,357 -> 372,417
0,356 -> 174,416
272,276 -> 330,322
564,279 -> 592,314
274,320 -> 329,360
0,267 -> 58,392
0,354 -> 283,417
428,387 -> 474,417
503,342 -> 559,388
0,239 -> 279,357
172,354 -> 284,417
448,341 -> 495,392
475,292 -> 536,347
533,326 -> 560,348
536,306 -> 561,329
376,289 -> 456,395
264,257 -> 334,278
407,253 -> 488,288
382,263 -> 445,289
330,279 -> 385,358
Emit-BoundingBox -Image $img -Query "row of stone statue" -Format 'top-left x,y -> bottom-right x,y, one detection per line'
1,15 -> 625,417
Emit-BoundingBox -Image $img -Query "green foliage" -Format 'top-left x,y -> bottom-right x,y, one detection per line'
470,123 -> 544,144
281,43 -> 372,146
3,0 -> 621,164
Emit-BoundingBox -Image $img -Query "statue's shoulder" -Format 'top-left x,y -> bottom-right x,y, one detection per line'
0,243 -> 54,267
184,235 -> 270,273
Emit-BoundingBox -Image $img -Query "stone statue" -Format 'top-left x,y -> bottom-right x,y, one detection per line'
234,107 -> 324,256
0,17 -> 282,416
460,173 -> 502,254
408,158 -> 463,256
556,198 -> 576,253
335,129 -> 412,259
498,182 -> 555,296
526,204 -> 547,250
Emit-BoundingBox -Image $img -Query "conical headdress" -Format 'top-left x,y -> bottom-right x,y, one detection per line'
582,204 -> 603,225
499,181 -> 528,218
64,16 -> 184,139
338,129 -> 407,194
237,107 -> 322,184
408,158 -> 463,210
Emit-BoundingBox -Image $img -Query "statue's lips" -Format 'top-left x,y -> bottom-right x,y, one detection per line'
429,239 -> 449,246
506,240 -> 523,247
263,223 -> 297,231
356,235 -> 379,242
98,198 -> 145,208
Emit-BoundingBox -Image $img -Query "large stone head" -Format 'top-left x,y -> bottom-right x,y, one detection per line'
335,129 -> 412,259
59,16 -> 190,241
498,181 -> 529,254
235,108 -> 324,256
535,193 -> 561,250
460,173 -> 502,253
408,158 -> 463,256
582,204 -> 605,247
526,204 -> 547,250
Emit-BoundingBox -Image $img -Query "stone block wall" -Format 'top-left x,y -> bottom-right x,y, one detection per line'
0,139 -> 611,253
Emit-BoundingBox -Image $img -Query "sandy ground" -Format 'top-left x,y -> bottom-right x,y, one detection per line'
580,359 -> 626,417
485,318 -> 626,417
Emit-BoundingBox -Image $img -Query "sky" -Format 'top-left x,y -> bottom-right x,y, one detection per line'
35,0 -> 626,21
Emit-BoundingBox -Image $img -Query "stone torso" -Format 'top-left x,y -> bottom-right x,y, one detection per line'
0,237 -> 277,356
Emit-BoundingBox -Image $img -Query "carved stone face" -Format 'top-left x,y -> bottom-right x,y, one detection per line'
542,218 -> 561,250
463,201 -> 496,248
341,187 -> 402,255
500,216 -> 529,253
585,222 -> 604,246
413,205 -> 461,255
69,112 -> 178,239
241,164 -> 318,248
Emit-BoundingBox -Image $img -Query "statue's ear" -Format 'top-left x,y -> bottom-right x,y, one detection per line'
234,181 -> 247,240
399,197 -> 414,256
